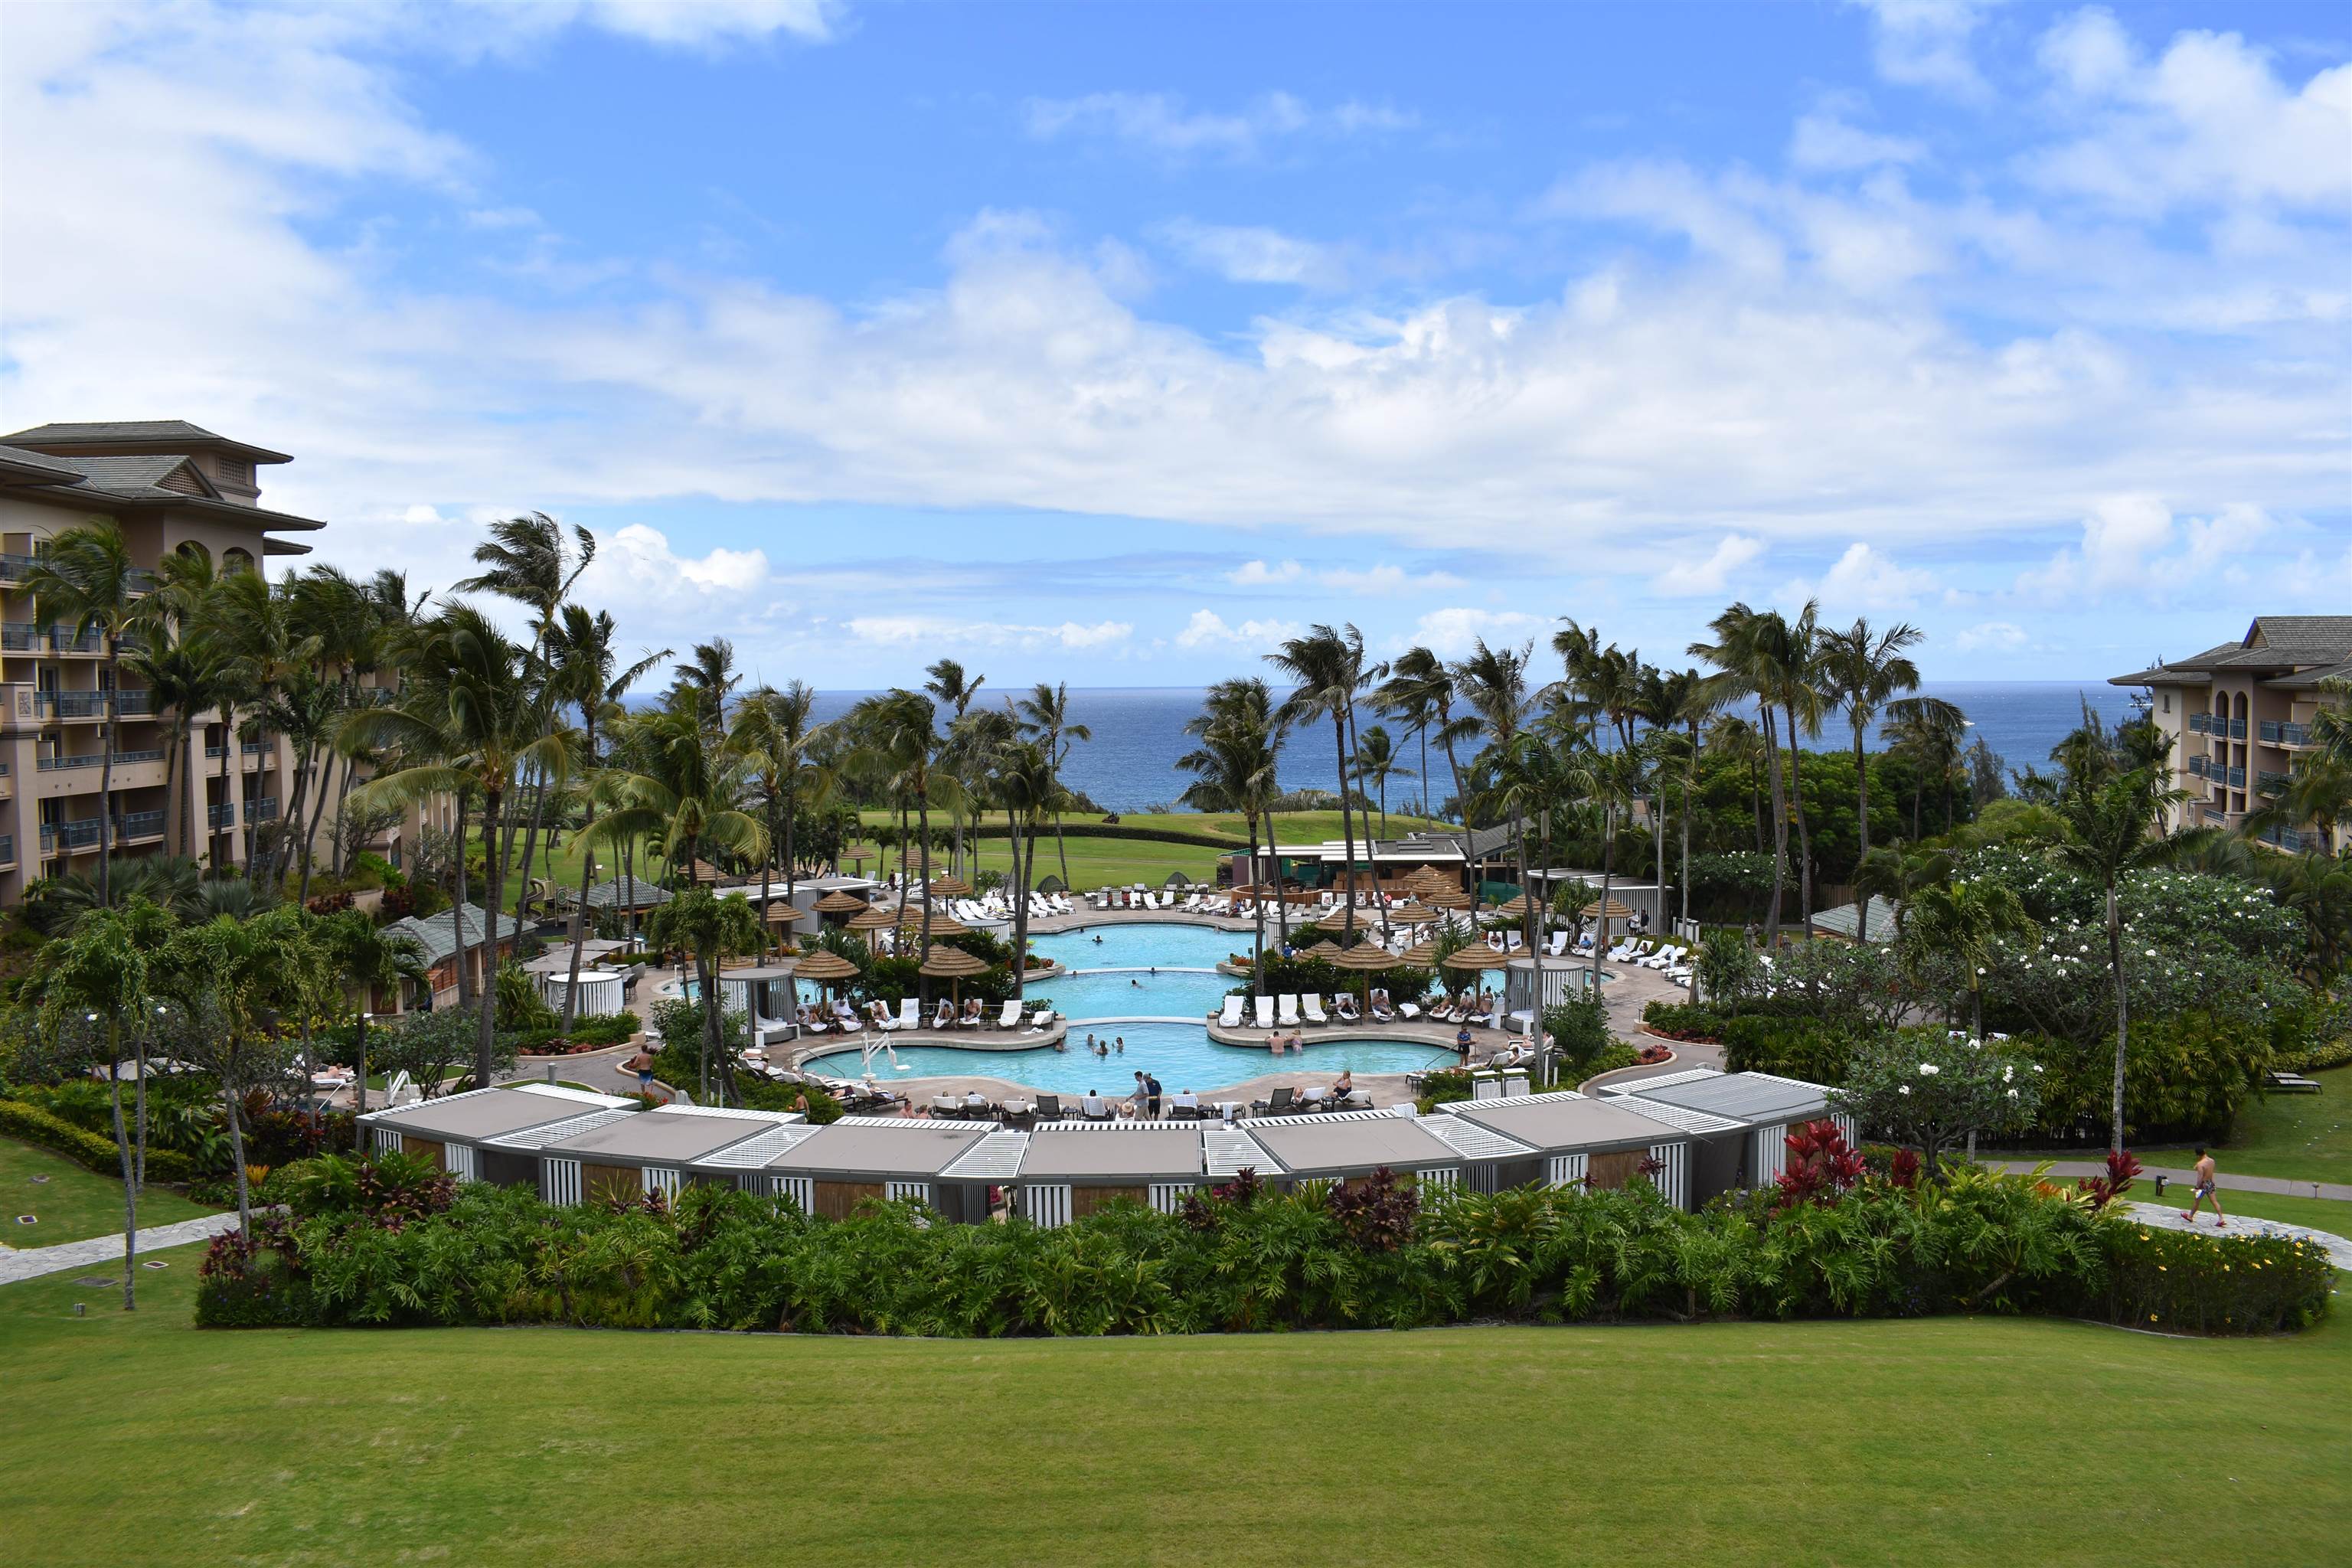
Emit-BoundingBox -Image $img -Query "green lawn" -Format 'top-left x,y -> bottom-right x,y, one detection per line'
2112,1068 -> 2352,1188
3,1241 -> 2346,1568
0,1137 -> 220,1246
2180,1189 -> 2352,1236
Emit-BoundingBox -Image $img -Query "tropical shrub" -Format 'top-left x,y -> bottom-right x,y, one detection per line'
0,1096 -> 196,1182
1832,1030 -> 2041,1174
1642,1001 -> 1727,1041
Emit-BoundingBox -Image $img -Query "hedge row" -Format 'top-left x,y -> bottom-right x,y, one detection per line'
963,820 -> 1243,852
0,1097 -> 196,1183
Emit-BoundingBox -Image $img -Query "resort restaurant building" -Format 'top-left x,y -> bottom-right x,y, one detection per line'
360,1083 -> 638,1184
536,1104 -> 807,1206
946,1121 -> 1276,1227
694,1116 -> 1003,1223
1436,1091 -> 1743,1210
1236,1106 -> 1533,1194
1601,1069 -> 1852,1199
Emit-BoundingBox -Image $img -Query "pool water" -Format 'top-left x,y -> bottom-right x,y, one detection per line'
1031,968 -> 1231,1021
1031,922 -> 1243,971
802,1022 -> 1454,1096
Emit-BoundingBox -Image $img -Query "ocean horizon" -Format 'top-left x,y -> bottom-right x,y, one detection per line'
651,679 -> 2140,813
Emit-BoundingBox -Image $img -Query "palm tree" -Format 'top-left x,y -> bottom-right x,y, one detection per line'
727,680 -> 829,926
1885,695 -> 1969,836
197,564 -> 319,880
1271,626 -> 1371,945
924,660 -> 986,879
318,911 -> 428,1145
1380,645 -> 1475,825
643,886 -> 767,1102
24,520 -> 149,903
1179,681 -> 1279,987
342,605 -> 571,1088
546,606 -> 668,1030
1453,639 -> 1534,903
1353,725 -> 1410,841
988,730 -> 1059,998
1017,681 -> 1092,887
1692,604 -> 1794,945
671,639 -> 740,743
845,690 -> 953,971
1820,618 -> 1924,940
1901,873 -> 2037,1039
2052,768 -> 2181,1152
1475,728 -> 1586,1080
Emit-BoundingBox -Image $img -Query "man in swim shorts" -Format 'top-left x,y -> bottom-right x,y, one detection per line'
2180,1147 -> 2226,1228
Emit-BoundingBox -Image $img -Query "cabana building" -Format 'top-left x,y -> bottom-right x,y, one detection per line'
705,1116 -> 1001,1222
537,1103 -> 806,1205
1602,1068 -> 1854,1199
961,1121 -> 1275,1226
359,1083 -> 636,1184
1437,1090 -> 1743,1209
1236,1106 -> 1530,1193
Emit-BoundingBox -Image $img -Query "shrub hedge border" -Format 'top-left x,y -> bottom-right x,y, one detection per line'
0,1096 -> 196,1183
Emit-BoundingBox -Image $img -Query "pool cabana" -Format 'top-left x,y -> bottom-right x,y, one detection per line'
985,1122 -> 1274,1227
721,1115 -> 1001,1222
536,1103 -> 806,1205
1437,1090 -> 1742,1209
1601,1069 -> 1853,1199
358,1083 -> 637,1184
1236,1106 -> 1530,1193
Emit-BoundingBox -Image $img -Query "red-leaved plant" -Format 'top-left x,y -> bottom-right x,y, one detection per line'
1325,1166 -> 1421,1253
1773,1119 -> 1867,1210
1888,1148 -> 1921,1189
2076,1148 -> 2142,1213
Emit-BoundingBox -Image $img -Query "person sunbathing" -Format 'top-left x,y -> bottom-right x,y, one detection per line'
931,999 -> 956,1029
1369,987 -> 1395,1022
960,997 -> 984,1027
1334,993 -> 1362,1021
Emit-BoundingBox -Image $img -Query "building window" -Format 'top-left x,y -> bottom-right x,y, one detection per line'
2160,694 -> 2170,714
223,547 -> 255,574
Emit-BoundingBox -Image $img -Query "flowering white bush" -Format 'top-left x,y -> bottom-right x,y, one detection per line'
1834,1029 -> 2041,1174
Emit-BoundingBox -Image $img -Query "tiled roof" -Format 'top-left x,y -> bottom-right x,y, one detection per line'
2111,618 -> 2352,688
385,903 -> 515,967
0,420 -> 292,462
0,443 -> 92,486
0,446 -> 325,531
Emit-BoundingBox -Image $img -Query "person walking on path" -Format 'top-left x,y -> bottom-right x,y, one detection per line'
2180,1147 -> 2228,1228
624,1046 -> 658,1096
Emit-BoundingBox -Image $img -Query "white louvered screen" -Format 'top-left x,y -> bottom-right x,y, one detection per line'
1418,1166 -> 1459,1190
885,1181 -> 929,1205
642,1166 -> 681,1199
1147,1183 -> 1193,1214
1024,1184 -> 1072,1228
771,1174 -> 814,1210
1831,1112 -> 1859,1147
1753,1125 -> 1788,1187
444,1143 -> 478,1183
372,1127 -> 402,1155
1546,1152 -> 1589,1190
542,1158 -> 583,1207
1648,1142 -> 1689,1209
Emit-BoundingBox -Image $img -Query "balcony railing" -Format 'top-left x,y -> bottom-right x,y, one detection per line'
2279,721 -> 2311,747
2229,717 -> 2247,740
2256,822 -> 2310,853
207,796 -> 279,828
0,835 -> 13,866
2257,769 -> 2290,797
0,553 -> 41,583
2187,713 -> 2209,734
36,748 -> 165,773
201,739 -> 276,758
31,689 -> 153,719
2,623 -> 37,652
2225,765 -> 2246,789
119,809 -> 164,841
2187,755 -> 2209,778
38,812 -> 168,853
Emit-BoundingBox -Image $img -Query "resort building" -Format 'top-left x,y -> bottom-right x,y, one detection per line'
2109,616 -> 2352,849
0,420 -> 439,904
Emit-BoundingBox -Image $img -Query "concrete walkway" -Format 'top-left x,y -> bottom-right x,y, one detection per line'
0,1211 -> 243,1285
1990,1161 -> 2352,1203
2119,1200 -> 2352,1271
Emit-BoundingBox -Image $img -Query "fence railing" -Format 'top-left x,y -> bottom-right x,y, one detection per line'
36,748 -> 165,773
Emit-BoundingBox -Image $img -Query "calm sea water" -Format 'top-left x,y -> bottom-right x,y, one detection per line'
781,681 -> 2137,812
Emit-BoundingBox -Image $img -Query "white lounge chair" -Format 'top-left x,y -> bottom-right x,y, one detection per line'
1025,1004 -> 1056,1032
1253,995 -> 1274,1029
1334,993 -> 1361,1023
997,999 -> 1023,1030
1278,994 -> 1302,1027
1547,930 -> 1569,956
1220,995 -> 1245,1028
1303,995 -> 1328,1025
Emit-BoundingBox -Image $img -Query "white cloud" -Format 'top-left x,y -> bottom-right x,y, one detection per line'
1953,620 -> 2029,651
1848,0 -> 1994,100
1405,608 -> 1544,658
1228,560 -> 1305,586
1174,609 -> 1303,648
846,616 -> 1133,651
2027,11 -> 2352,214
573,2 -> 837,47
2011,496 -> 2281,605
1227,560 -> 1459,595
1156,220 -> 1346,287
1805,541 -> 1941,610
1023,90 -> 1416,160
1652,534 -> 1766,597
1790,96 -> 1927,171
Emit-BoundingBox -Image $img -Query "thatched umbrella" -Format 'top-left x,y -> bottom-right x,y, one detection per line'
1581,897 -> 1635,942
1387,903 -> 1439,926
900,906 -> 969,939
1304,939 -> 1346,961
1440,946 -> 1505,1009
1423,887 -> 1471,911
1489,893 -> 1537,920
918,945 -> 993,1012
927,874 -> 972,898
790,949 -> 861,1016
814,889 -> 869,916
1400,937 -> 1445,968
1334,939 -> 1399,1008
846,904 -> 897,933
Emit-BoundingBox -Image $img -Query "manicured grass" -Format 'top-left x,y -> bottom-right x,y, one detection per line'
0,1137 -> 219,1246
3,1241 -> 2346,1568
2202,1069 -> 2352,1185
2154,1190 -> 2352,1236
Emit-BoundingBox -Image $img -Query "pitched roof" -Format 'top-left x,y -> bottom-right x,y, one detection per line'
385,903 -> 516,967
0,443 -> 93,487
2110,618 -> 2352,689
1809,895 -> 1901,944
0,446 -> 325,533
0,420 -> 292,463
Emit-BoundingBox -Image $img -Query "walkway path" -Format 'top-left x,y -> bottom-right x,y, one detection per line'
0,1211 -> 243,1286
2119,1200 -> 2352,1271
1989,1161 -> 2352,1203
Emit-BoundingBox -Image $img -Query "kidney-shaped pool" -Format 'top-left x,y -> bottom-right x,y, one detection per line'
801,1021 -> 1453,1096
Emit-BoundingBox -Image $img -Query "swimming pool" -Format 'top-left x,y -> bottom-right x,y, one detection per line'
1031,967 -> 1231,1021
800,1022 -> 1454,1095
1030,923 -> 1243,972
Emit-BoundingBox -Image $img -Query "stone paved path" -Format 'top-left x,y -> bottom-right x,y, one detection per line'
0,1211 -> 244,1286
1990,1161 -> 2352,1203
2118,1200 -> 2352,1271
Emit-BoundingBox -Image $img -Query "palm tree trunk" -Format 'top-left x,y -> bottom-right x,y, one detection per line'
757,795 -> 777,961
224,1083 -> 252,1240
915,789 -> 935,1008
106,1042 -> 136,1311
1438,707 -> 1468,829
1009,811 -> 1028,1001
451,790 -> 476,1012
1852,717 -> 1871,942
560,799 -> 597,1037
1761,703 -> 1788,949
1591,808 -> 1612,992
99,639 -> 119,903
162,733 -> 181,862
782,777 -> 799,897
1416,720 -> 1429,828
299,746 -> 337,902
475,787 -> 505,1089
1681,721 -> 1700,926
351,1014 -> 369,1154
214,700 -> 235,874
1785,701 -> 1814,936
1333,713 -> 1357,946
2107,882 -> 2128,1154
1247,811 -> 1268,992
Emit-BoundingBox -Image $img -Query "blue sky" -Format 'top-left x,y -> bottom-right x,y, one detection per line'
3,0 -> 2346,689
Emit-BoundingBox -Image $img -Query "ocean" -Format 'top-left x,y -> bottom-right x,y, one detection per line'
786,681 -> 2138,813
